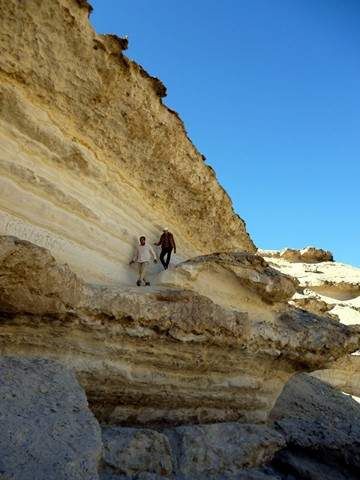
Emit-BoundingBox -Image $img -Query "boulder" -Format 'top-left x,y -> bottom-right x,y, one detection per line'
100,424 -> 284,480
270,373 -> 360,479
102,427 -> 173,477
0,236 -> 84,314
165,423 -> 284,478
0,356 -> 102,480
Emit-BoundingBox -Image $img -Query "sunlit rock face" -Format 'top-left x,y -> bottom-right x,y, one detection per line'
261,247 -> 333,264
158,251 -> 299,312
260,247 -> 360,397
0,0 -> 254,285
2,1 -> 360,477
260,247 -> 360,325
1,236 -> 359,427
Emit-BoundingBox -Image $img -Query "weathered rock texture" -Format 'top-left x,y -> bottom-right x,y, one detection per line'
158,252 -> 299,312
0,356 -> 102,480
102,427 -> 173,478
260,247 -> 360,325
164,423 -> 284,479
312,354 -> 360,399
2,1 -> 360,477
101,423 -> 284,480
260,247 -> 360,397
261,247 -> 333,263
1,236 -> 360,427
269,373 -> 360,480
0,0 -> 254,285
98,375 -> 360,480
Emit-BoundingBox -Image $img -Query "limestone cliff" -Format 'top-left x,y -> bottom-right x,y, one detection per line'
1,236 -> 359,427
2,1 -> 360,479
2,235 -> 360,479
0,0 -> 254,285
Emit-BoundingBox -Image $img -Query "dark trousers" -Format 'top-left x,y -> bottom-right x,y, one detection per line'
160,248 -> 172,269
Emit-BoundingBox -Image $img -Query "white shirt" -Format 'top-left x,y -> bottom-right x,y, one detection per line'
133,244 -> 156,263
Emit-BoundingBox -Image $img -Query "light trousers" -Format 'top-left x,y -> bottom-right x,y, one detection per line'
137,261 -> 149,282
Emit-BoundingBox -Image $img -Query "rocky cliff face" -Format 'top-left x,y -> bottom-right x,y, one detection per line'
4,236 -> 359,428
0,0 -> 254,285
1,1 -> 360,479
2,236 -> 360,478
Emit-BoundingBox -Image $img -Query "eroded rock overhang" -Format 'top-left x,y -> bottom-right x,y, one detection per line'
1,236 -> 359,426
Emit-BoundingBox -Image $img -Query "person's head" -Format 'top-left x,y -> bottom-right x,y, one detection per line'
163,227 -> 169,233
139,236 -> 146,245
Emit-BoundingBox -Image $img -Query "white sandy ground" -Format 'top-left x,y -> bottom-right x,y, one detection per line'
260,251 -> 360,398
261,254 -> 360,326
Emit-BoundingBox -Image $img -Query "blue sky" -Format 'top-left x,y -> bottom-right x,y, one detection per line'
90,0 -> 360,266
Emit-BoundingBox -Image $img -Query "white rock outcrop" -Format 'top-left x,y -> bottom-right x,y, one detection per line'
260,247 -> 360,325
260,247 -> 360,397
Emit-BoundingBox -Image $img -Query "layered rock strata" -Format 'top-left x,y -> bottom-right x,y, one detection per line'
260,247 -> 360,398
2,0 -> 360,476
311,354 -> 360,398
1,236 -> 359,427
158,252 -> 299,312
4,355 -> 357,479
260,247 -> 360,325
0,0 -> 254,285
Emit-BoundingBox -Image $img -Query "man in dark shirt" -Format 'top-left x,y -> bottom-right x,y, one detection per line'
155,227 -> 176,270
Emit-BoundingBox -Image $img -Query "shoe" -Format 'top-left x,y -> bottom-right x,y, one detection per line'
145,281 -> 151,286
136,280 -> 141,286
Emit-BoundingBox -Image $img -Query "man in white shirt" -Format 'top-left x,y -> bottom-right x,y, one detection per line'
129,236 -> 157,286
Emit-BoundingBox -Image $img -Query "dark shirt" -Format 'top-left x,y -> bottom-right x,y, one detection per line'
157,232 -> 176,251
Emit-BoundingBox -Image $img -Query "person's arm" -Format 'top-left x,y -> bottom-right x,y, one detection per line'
171,234 -> 176,254
149,245 -> 157,262
129,246 -> 138,264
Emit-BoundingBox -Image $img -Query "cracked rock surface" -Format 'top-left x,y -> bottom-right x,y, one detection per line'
0,357 -> 102,480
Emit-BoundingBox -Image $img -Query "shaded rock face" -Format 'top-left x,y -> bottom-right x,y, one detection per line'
164,423 -> 284,478
0,357 -> 102,480
0,0 -> 254,285
269,373 -> 360,480
102,428 -> 173,478
100,424 -> 284,480
1,235 -> 359,428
